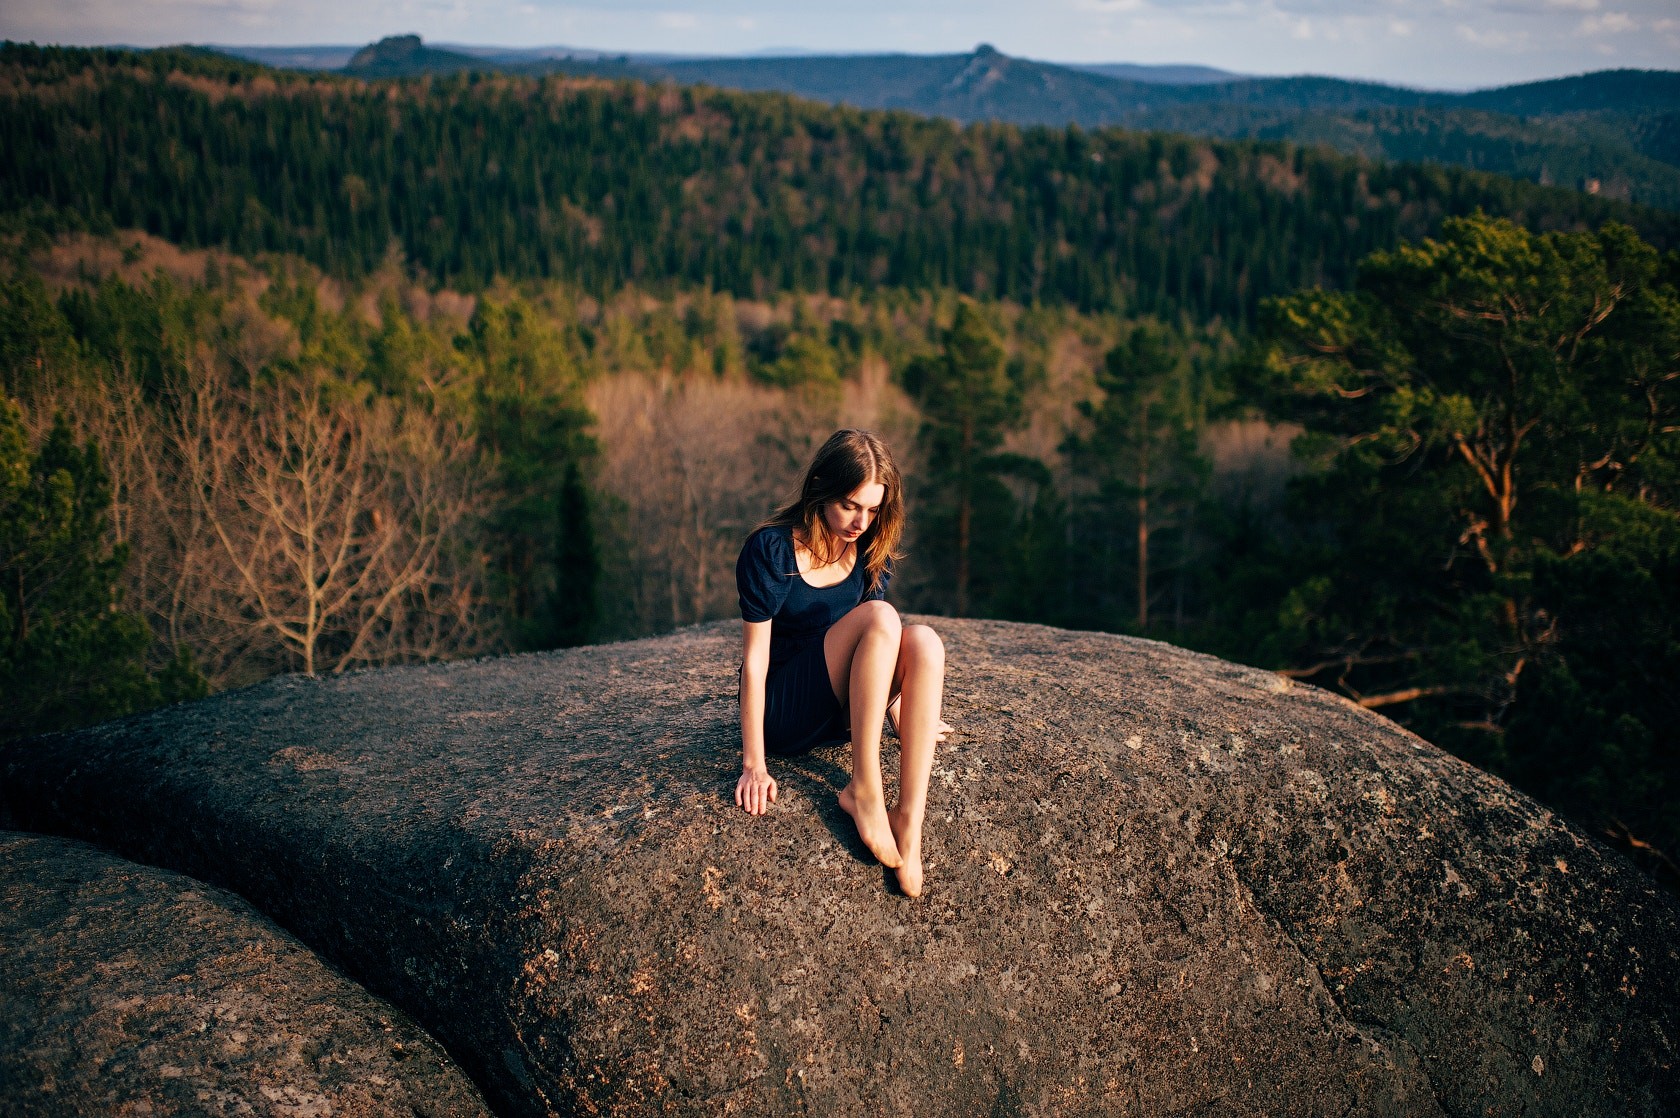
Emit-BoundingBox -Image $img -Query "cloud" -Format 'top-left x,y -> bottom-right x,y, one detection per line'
1578,10 -> 1635,32
656,10 -> 697,30
1456,23 -> 1529,47
1544,0 -> 1599,9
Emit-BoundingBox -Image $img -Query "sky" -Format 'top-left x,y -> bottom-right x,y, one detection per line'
5,0 -> 1679,90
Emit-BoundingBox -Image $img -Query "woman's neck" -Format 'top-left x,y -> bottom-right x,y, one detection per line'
794,526 -> 852,572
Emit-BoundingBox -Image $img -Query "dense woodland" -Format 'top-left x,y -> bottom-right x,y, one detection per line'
1,45 -> 1676,888
5,44 -> 1677,325
645,47 -> 1680,211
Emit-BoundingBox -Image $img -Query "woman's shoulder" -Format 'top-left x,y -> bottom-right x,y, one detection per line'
739,523 -> 796,569
737,524 -> 798,621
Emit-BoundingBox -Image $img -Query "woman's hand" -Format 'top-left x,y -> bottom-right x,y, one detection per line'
736,765 -> 778,816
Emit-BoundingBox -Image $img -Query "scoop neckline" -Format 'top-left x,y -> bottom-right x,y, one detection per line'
789,527 -> 858,589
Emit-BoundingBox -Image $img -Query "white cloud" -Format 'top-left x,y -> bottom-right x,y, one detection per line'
1544,0 -> 1599,10
656,11 -> 697,30
1456,23 -> 1527,47
1578,10 -> 1635,32
1388,18 -> 1413,35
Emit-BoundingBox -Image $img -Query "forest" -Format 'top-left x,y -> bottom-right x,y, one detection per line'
1,44 -> 1676,889
5,43 -> 1678,324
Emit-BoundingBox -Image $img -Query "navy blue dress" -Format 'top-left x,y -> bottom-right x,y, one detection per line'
736,525 -> 890,755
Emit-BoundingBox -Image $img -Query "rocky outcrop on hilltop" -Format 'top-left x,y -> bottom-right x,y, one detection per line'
2,618 -> 1676,1116
0,831 -> 491,1117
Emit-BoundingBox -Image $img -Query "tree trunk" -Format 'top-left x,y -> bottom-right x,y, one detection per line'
956,419 -> 973,618
957,495 -> 971,619
1136,401 -> 1150,631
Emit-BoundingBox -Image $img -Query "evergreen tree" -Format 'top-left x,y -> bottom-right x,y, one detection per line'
902,303 -> 1030,616
1247,214 -> 1680,877
0,400 -> 202,738
461,295 -> 600,649
1068,325 -> 1211,632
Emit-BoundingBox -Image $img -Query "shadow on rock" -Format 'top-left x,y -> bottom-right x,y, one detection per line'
2,618 -> 1677,1117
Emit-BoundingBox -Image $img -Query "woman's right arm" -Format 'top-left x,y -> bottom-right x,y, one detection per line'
736,619 -> 778,815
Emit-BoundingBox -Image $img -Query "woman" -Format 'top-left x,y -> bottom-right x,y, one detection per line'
734,429 -> 948,897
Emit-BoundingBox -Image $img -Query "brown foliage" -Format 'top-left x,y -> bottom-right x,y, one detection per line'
50,362 -> 491,686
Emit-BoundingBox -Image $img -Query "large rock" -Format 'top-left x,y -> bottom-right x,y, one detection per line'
2,619 -> 1676,1116
0,831 -> 491,1117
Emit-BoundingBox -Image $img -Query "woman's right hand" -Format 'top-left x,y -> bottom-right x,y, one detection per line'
736,765 -> 778,816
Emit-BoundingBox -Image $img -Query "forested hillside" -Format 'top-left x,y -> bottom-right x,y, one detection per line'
272,37 -> 1680,211
3,43 -> 1672,330
1,44 -> 1675,889
655,49 -> 1680,211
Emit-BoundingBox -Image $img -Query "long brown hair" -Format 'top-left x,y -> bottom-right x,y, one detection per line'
762,429 -> 904,597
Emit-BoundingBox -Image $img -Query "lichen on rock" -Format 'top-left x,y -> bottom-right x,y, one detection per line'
2,618 -> 1676,1116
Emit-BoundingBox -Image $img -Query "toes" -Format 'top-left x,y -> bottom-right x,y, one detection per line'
895,861 -> 924,898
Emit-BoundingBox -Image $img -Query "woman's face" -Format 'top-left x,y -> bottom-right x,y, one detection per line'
824,480 -> 886,545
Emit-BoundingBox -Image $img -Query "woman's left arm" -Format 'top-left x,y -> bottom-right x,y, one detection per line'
736,619 -> 778,815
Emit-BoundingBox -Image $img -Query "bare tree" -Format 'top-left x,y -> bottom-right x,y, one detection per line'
590,372 -> 825,634
43,357 -> 492,685
185,373 -> 488,676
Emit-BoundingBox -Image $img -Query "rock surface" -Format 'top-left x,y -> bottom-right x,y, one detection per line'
2,618 -> 1677,1117
0,831 -> 492,1117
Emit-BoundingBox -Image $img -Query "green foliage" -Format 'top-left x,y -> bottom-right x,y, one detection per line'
4,44 -> 1675,330
1244,213 -> 1680,879
461,294 -> 600,649
902,303 -> 1034,616
756,332 -> 843,400
1067,325 -> 1213,632
0,277 -> 80,397
1503,520 -> 1680,868
0,400 -> 202,738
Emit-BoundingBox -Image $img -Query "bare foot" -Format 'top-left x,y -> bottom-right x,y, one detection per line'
884,697 -> 953,742
889,810 -> 924,898
839,783 -> 903,868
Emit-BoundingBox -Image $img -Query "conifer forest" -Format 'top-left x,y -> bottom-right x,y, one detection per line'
2,43 -> 1677,888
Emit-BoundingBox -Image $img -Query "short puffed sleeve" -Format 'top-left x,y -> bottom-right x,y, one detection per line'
736,527 -> 795,622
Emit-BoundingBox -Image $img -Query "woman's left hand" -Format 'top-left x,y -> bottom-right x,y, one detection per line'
736,765 -> 779,816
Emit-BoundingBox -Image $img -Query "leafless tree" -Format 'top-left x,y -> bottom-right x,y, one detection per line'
43,357 -> 493,685
184,372 -> 488,677
589,372 -> 826,634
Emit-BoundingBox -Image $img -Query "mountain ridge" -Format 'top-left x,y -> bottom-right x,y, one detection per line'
214,36 -> 1680,210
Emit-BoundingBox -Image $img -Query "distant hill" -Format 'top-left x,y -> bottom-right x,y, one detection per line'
344,35 -> 483,77
4,42 -> 1673,330
1067,61 -> 1243,85
229,37 -> 1680,210
213,44 -> 358,70
644,48 -> 1680,210
1459,69 -> 1680,115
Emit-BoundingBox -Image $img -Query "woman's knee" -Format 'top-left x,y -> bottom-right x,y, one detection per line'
854,598 -> 902,637
902,624 -> 945,669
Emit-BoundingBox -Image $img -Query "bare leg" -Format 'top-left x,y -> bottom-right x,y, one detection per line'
886,693 -> 951,740
888,624 -> 945,897
824,600 -> 903,868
